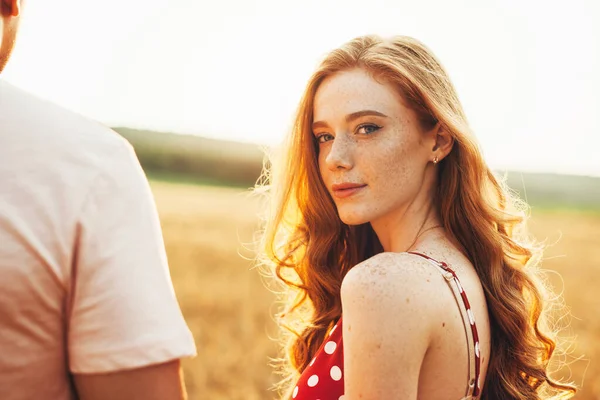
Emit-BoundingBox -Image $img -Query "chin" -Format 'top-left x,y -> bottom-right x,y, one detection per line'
337,206 -> 370,226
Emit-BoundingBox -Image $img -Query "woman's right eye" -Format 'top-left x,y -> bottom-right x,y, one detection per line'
315,133 -> 334,143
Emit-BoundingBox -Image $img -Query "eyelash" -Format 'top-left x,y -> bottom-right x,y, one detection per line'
357,123 -> 381,135
315,123 -> 382,143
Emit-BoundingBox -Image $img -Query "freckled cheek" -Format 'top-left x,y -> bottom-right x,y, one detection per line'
363,147 -> 412,197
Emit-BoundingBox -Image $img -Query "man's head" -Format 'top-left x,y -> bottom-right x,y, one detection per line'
0,0 -> 23,73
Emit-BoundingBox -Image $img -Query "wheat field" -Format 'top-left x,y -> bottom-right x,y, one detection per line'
150,180 -> 599,400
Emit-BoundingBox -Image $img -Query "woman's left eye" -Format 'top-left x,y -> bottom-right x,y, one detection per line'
356,124 -> 381,135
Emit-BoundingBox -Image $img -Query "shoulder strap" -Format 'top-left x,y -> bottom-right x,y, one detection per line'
406,252 -> 481,398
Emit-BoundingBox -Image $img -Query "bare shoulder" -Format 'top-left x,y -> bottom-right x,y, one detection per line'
341,252 -> 448,331
340,252 -> 452,396
342,252 -> 447,306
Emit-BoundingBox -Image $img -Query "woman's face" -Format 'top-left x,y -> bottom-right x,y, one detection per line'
313,68 -> 436,226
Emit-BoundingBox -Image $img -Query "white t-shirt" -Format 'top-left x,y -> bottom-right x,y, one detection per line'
0,80 -> 197,400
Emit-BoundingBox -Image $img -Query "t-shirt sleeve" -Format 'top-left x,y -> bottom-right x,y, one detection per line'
68,140 -> 197,374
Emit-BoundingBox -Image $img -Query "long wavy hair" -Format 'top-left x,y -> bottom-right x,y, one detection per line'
256,35 -> 576,399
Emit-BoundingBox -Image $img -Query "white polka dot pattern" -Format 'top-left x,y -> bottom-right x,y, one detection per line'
324,341 -> 337,354
330,366 -> 342,381
291,317 -> 344,399
292,386 -> 298,398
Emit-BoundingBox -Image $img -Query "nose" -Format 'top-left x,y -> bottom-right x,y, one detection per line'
325,133 -> 353,171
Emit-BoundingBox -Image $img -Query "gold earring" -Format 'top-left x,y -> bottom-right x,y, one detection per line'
433,156 -> 439,164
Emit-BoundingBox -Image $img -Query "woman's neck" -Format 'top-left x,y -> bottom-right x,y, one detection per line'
370,185 -> 441,254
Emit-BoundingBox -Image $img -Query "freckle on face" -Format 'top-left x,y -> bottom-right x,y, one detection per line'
313,68 -> 428,226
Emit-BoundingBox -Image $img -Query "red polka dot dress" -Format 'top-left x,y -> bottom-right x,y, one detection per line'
291,251 -> 482,400
292,317 -> 345,400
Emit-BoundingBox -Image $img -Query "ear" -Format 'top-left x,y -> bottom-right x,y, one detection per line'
430,123 -> 453,163
1,0 -> 20,17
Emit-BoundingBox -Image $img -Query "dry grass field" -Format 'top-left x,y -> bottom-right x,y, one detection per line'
151,180 -> 600,400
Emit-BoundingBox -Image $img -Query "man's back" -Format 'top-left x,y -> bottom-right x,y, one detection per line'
0,81 -> 196,399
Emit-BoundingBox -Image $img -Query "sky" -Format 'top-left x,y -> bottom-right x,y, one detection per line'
3,0 -> 600,177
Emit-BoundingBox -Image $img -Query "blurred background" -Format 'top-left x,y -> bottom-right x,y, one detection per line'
4,0 -> 599,398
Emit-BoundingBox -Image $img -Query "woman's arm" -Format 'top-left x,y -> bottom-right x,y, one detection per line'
341,252 -> 444,400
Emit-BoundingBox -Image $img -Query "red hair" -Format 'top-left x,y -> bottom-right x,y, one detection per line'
256,35 -> 576,399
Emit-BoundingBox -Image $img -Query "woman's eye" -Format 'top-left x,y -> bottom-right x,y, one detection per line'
316,133 -> 334,143
356,124 -> 381,135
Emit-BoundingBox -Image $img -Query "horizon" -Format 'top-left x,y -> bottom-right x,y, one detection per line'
4,0 -> 599,178
114,126 -> 600,179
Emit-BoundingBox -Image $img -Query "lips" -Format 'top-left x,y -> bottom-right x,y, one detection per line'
331,183 -> 367,199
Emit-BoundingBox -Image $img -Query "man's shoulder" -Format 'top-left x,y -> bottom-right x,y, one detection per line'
0,80 -> 134,173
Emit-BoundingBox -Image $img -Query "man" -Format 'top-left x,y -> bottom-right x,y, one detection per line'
0,1 -> 197,399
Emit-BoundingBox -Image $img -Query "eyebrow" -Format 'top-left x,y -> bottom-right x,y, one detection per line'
312,110 -> 389,131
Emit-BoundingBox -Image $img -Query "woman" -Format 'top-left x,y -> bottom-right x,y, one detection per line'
256,35 -> 576,399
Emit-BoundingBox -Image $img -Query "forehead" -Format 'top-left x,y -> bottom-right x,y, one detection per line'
313,68 -> 406,121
